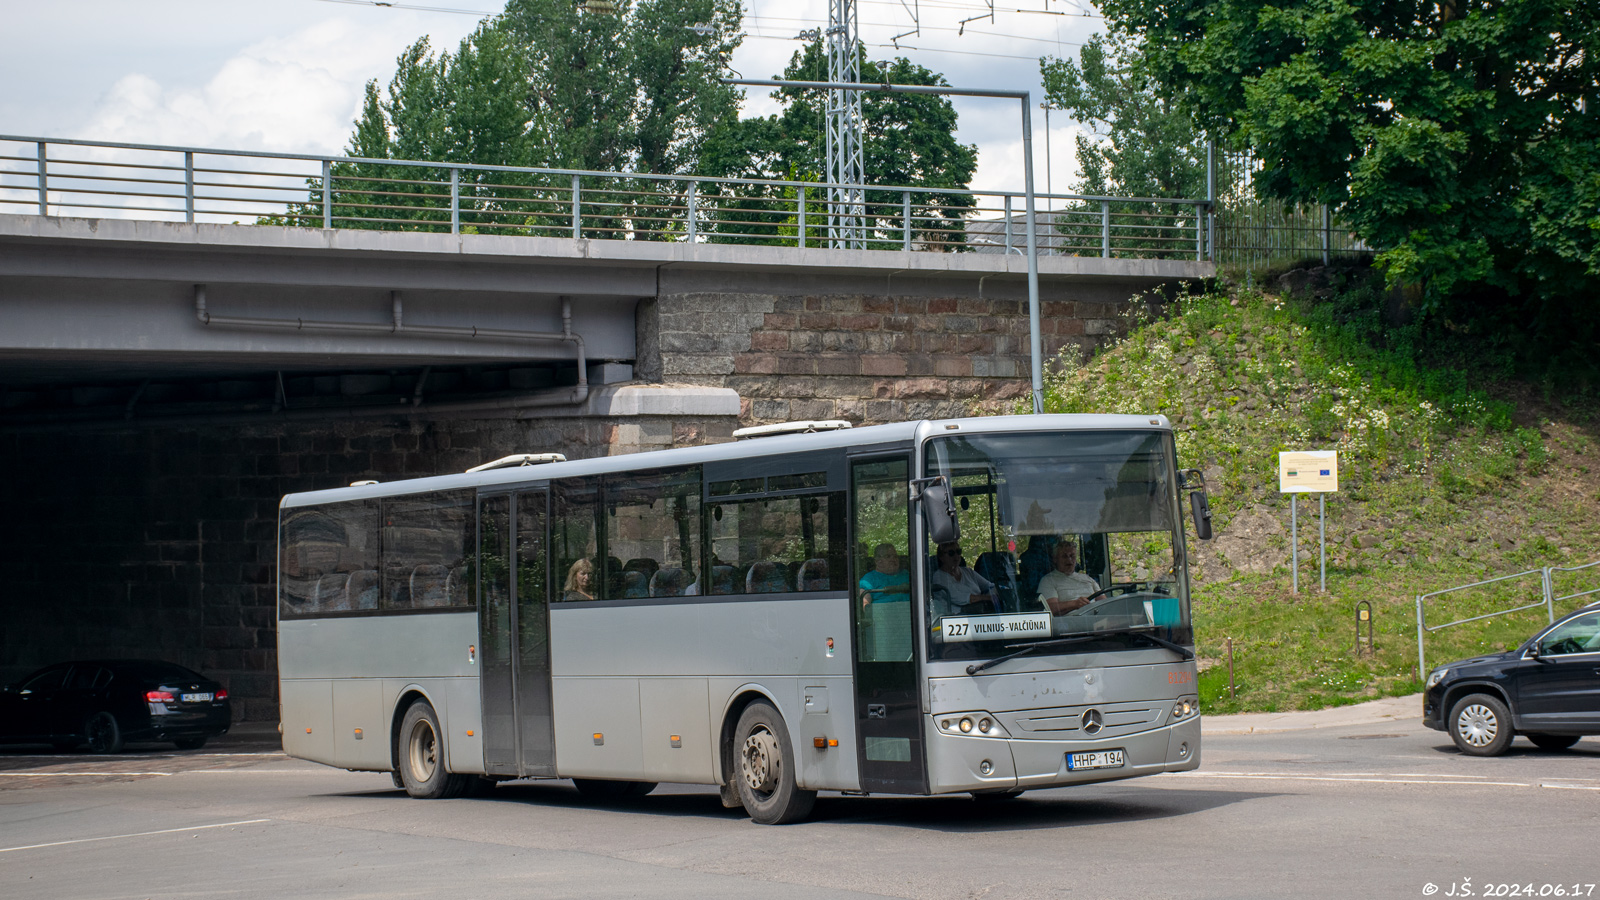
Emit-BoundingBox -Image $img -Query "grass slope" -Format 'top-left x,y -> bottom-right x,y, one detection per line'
1031,273 -> 1600,713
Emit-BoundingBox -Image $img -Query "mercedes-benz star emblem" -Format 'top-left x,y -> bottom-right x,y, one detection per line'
1080,709 -> 1104,735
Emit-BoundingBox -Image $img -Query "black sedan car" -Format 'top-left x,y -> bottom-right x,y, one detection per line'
0,660 -> 231,753
1424,603 -> 1600,756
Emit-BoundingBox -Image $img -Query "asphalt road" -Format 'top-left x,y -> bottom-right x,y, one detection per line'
1,711 -> 1596,900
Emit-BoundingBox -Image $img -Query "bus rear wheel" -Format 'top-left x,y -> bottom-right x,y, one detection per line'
733,702 -> 815,825
398,701 -> 470,799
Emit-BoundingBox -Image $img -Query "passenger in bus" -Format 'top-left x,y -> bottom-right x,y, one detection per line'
1036,540 -> 1100,615
562,558 -> 596,602
930,541 -> 997,616
858,542 -> 910,606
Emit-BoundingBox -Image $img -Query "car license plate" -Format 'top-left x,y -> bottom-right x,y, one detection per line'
1066,749 -> 1124,771
181,693 -> 213,703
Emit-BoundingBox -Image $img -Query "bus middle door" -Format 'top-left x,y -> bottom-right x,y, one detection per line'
478,490 -> 556,778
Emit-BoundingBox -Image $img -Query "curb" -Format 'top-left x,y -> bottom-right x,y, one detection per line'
1201,693 -> 1421,735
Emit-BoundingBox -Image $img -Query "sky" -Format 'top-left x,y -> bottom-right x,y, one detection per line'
0,0 -> 1106,194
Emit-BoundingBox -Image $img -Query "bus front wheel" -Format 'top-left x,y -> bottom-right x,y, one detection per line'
733,702 -> 815,825
398,701 -> 470,799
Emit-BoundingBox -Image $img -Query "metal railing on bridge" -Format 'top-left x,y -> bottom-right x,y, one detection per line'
0,135 -> 1213,260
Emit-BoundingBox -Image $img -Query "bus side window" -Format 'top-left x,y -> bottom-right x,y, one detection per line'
707,490 -> 843,595
606,467 -> 700,600
279,501 -> 378,618
381,491 -> 474,610
553,477 -> 600,602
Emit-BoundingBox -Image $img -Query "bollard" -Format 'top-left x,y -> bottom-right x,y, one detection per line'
1355,601 -> 1373,657
1226,636 -> 1235,699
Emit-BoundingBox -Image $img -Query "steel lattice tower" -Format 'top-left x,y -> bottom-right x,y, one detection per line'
825,0 -> 865,249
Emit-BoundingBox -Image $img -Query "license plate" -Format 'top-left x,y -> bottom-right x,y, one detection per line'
181,693 -> 213,703
1066,749 -> 1125,771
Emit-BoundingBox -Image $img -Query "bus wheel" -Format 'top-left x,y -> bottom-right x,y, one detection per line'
733,702 -> 815,825
573,779 -> 657,801
398,701 -> 469,799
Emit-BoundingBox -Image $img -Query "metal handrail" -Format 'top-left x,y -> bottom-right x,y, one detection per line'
1415,561 -> 1599,680
2,134 -> 1216,259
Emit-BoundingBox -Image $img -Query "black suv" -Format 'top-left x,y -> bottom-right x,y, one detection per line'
1423,603 -> 1600,756
0,660 -> 231,753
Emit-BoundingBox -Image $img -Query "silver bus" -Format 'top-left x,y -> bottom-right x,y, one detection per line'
277,414 -> 1213,824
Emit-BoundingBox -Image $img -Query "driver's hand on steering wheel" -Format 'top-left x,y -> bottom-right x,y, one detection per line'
1043,595 -> 1090,616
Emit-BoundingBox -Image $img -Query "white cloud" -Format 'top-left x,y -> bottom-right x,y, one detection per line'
76,14 -> 481,155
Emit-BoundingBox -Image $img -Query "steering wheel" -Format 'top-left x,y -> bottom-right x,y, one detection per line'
1059,583 -> 1141,615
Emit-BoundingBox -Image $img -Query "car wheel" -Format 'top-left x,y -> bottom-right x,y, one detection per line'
398,701 -> 470,799
733,701 -> 816,825
572,779 -> 658,801
85,712 -> 125,754
1448,693 -> 1513,757
173,737 -> 207,751
1526,733 -> 1580,752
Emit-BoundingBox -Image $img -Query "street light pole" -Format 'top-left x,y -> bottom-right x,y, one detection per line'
722,77 -> 1047,414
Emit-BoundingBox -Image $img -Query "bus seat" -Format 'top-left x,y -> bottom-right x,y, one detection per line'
624,558 -> 659,580
798,558 -> 830,591
348,570 -> 380,609
619,570 -> 650,598
710,565 -> 736,594
974,551 -> 1022,611
410,564 -> 452,607
446,565 -> 467,604
746,561 -> 790,593
650,567 -> 691,597
383,564 -> 412,608
314,573 -> 350,610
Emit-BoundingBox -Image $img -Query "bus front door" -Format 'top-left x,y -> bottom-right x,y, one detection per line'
478,491 -> 556,778
850,455 -> 929,794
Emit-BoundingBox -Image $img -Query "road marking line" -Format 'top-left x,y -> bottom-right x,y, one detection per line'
1167,772 -> 1532,787
1540,783 -> 1600,791
0,819 -> 273,854
0,772 -> 172,777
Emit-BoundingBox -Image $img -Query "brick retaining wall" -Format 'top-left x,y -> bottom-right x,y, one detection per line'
642,288 -> 1133,425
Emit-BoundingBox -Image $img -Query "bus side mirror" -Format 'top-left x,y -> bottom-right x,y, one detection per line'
1179,468 -> 1213,541
920,482 -> 961,546
1190,490 -> 1213,540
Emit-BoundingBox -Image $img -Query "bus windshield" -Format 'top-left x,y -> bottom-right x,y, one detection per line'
922,430 -> 1191,662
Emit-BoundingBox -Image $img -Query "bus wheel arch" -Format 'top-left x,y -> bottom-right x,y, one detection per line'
392,690 -> 471,799
717,689 -> 781,810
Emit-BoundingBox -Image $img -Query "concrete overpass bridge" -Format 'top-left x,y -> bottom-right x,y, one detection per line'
0,135 -> 1214,719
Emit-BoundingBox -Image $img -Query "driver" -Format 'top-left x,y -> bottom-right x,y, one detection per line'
1036,539 -> 1100,615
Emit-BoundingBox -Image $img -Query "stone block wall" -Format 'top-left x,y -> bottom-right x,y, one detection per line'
642,289 -> 1130,426
0,406 -> 735,721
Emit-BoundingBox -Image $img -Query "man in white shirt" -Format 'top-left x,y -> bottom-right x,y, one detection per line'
1036,539 -> 1100,616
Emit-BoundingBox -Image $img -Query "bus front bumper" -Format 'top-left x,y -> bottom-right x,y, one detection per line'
926,714 -> 1202,794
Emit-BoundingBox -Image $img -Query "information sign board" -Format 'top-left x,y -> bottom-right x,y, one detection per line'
1278,450 -> 1339,493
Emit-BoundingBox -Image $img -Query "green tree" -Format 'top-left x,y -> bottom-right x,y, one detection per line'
288,0 -> 744,235
1041,32 -> 1208,201
1097,0 -> 1599,348
704,42 -> 979,246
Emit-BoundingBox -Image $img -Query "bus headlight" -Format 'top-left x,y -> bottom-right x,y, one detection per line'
1171,698 -> 1198,720
937,713 -> 1009,738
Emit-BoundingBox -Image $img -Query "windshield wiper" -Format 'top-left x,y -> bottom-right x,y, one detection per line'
965,628 -> 1194,676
